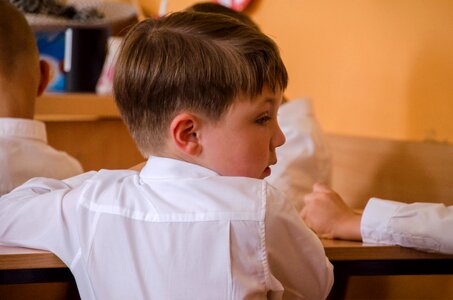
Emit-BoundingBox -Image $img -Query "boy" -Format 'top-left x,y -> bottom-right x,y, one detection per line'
187,2 -> 332,212
1,11 -> 333,299
0,1 -> 83,195
301,183 -> 453,254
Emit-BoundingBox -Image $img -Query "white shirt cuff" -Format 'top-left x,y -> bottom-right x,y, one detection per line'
361,198 -> 405,244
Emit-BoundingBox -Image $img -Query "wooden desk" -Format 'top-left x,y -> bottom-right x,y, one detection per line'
0,246 -> 72,285
322,239 -> 453,299
323,239 -> 453,261
0,246 -> 65,270
1,241 -> 453,298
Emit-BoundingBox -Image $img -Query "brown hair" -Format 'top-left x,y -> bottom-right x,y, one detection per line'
114,11 -> 287,156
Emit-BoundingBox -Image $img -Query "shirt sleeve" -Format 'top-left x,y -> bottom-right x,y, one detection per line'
264,183 -> 333,300
361,198 -> 453,254
0,171 -> 97,264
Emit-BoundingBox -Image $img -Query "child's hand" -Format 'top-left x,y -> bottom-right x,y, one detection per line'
300,183 -> 362,241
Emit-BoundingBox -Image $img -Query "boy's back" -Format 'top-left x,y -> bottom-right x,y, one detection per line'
0,1 -> 82,195
0,11 -> 333,299
0,118 -> 82,195
1,157 -> 332,299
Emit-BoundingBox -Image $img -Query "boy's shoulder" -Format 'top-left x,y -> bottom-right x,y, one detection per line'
83,168 -> 139,188
83,168 -> 137,182
77,169 -> 139,197
80,170 -> 283,222
199,177 -> 290,217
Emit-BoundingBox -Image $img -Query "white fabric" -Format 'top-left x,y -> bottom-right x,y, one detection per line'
361,198 -> 453,254
0,118 -> 83,195
0,157 -> 333,300
267,99 -> 331,211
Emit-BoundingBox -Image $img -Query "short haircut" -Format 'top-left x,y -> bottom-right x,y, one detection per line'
114,11 -> 288,156
186,2 -> 260,31
0,1 -> 38,77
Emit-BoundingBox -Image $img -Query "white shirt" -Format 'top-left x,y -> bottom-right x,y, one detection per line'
361,198 -> 453,254
267,99 -> 331,211
0,157 -> 333,300
0,118 -> 83,195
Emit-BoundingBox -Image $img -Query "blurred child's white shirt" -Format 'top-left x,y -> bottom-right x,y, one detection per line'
0,156 -> 333,300
0,118 -> 83,195
267,99 -> 331,211
362,198 -> 453,254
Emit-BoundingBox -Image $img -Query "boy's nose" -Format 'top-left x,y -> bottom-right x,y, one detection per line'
272,123 -> 286,149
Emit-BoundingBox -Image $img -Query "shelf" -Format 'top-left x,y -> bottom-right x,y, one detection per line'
35,93 -> 120,121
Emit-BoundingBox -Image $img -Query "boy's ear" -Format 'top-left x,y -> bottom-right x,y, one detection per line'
170,113 -> 202,156
37,60 -> 50,97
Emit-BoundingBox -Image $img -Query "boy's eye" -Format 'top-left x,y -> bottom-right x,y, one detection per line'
256,115 -> 272,125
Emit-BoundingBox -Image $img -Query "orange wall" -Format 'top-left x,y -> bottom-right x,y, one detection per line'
137,0 -> 453,143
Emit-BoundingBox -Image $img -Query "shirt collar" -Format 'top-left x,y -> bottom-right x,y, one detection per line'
0,118 -> 47,142
140,156 -> 218,179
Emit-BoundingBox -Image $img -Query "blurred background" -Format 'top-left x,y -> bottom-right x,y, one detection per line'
137,0 -> 453,144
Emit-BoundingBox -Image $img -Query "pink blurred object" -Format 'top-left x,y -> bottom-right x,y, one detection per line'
96,37 -> 122,95
214,0 -> 253,11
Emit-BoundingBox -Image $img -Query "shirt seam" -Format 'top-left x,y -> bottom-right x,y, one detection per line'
78,200 -> 261,222
227,220 -> 233,300
259,182 -> 272,291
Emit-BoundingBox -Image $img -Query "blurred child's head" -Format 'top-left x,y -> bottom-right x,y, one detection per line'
186,2 -> 260,31
0,1 -> 49,118
114,12 -> 287,178
187,3 -> 290,105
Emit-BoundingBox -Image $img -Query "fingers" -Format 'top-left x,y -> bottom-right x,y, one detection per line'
303,183 -> 330,206
312,182 -> 331,193
301,192 -> 321,222
303,191 -> 317,205
299,206 -> 307,219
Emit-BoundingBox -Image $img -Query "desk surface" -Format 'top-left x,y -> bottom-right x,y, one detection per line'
2,239 -> 452,270
0,246 -> 65,270
322,239 -> 453,261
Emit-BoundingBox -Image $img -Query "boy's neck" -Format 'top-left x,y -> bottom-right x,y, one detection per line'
147,146 -> 201,169
0,87 -> 35,119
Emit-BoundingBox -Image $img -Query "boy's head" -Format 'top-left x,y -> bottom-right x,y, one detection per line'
186,2 -> 260,31
0,1 -> 49,118
114,11 -> 287,178
187,2 -> 289,105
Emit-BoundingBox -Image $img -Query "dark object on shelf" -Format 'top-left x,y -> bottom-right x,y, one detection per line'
10,0 -> 104,22
64,27 -> 109,92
